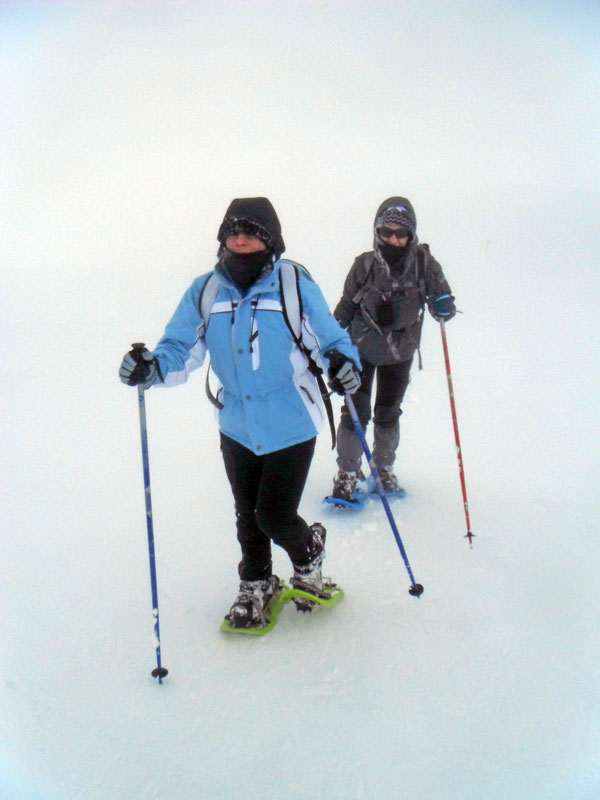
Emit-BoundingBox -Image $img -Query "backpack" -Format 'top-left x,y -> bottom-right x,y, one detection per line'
350,243 -> 430,369
198,260 -> 337,448
351,243 -> 429,308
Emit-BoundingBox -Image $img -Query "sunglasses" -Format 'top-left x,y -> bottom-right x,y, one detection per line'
378,226 -> 411,240
226,218 -> 273,246
230,221 -> 263,237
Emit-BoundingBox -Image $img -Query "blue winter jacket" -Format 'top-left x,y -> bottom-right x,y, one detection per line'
151,258 -> 360,455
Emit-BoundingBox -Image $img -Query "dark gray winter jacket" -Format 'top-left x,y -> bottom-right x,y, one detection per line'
334,196 -> 453,365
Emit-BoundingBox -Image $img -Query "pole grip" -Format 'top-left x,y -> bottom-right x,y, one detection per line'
130,342 -> 148,361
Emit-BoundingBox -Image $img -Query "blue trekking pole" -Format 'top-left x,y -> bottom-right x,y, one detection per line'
131,343 -> 169,684
344,394 -> 424,597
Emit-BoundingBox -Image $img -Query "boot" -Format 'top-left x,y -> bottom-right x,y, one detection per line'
378,465 -> 402,494
331,469 -> 359,503
225,574 -> 281,629
290,523 -> 328,612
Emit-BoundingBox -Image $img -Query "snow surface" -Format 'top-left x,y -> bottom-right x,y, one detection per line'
2,2 -> 600,798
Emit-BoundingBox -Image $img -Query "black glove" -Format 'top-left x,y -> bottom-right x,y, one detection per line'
324,349 -> 361,396
375,299 -> 394,328
119,345 -> 161,389
430,294 -> 456,322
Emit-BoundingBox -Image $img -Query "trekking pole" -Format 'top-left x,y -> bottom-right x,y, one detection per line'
131,343 -> 169,683
439,321 -> 474,547
344,393 -> 423,597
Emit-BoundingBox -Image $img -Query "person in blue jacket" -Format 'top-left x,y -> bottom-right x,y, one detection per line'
119,197 -> 361,628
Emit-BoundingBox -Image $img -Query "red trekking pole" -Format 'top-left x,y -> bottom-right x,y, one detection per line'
439,321 -> 474,547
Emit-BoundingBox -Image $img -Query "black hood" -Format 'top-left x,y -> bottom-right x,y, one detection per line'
372,196 -> 418,272
217,197 -> 286,259
373,196 -> 417,240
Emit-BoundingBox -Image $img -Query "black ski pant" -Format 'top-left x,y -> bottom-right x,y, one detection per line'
220,433 -> 317,582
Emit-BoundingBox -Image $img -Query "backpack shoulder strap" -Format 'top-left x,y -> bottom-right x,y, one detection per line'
416,244 -> 428,304
351,253 -> 377,306
413,244 -> 431,372
278,260 -> 337,449
198,272 -> 220,334
198,272 -> 223,409
278,259 -> 304,343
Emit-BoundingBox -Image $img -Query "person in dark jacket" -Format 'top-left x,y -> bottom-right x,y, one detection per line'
330,196 -> 456,503
119,197 -> 361,627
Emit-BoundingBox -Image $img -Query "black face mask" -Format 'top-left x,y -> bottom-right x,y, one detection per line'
379,242 -> 408,269
223,248 -> 271,289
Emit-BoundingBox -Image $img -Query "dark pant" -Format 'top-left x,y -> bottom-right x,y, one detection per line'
341,358 -> 413,431
336,358 -> 413,472
220,433 -> 317,581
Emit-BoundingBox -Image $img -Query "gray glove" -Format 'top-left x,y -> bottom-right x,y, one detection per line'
324,349 -> 361,396
119,345 -> 160,389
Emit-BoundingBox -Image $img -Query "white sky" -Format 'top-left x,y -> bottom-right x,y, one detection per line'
3,0 -> 599,287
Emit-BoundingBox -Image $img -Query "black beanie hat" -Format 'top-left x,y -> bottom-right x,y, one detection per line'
373,196 -> 417,240
217,197 -> 286,258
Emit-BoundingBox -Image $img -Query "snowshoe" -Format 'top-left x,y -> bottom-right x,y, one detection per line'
220,580 -> 344,635
288,580 -> 344,611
